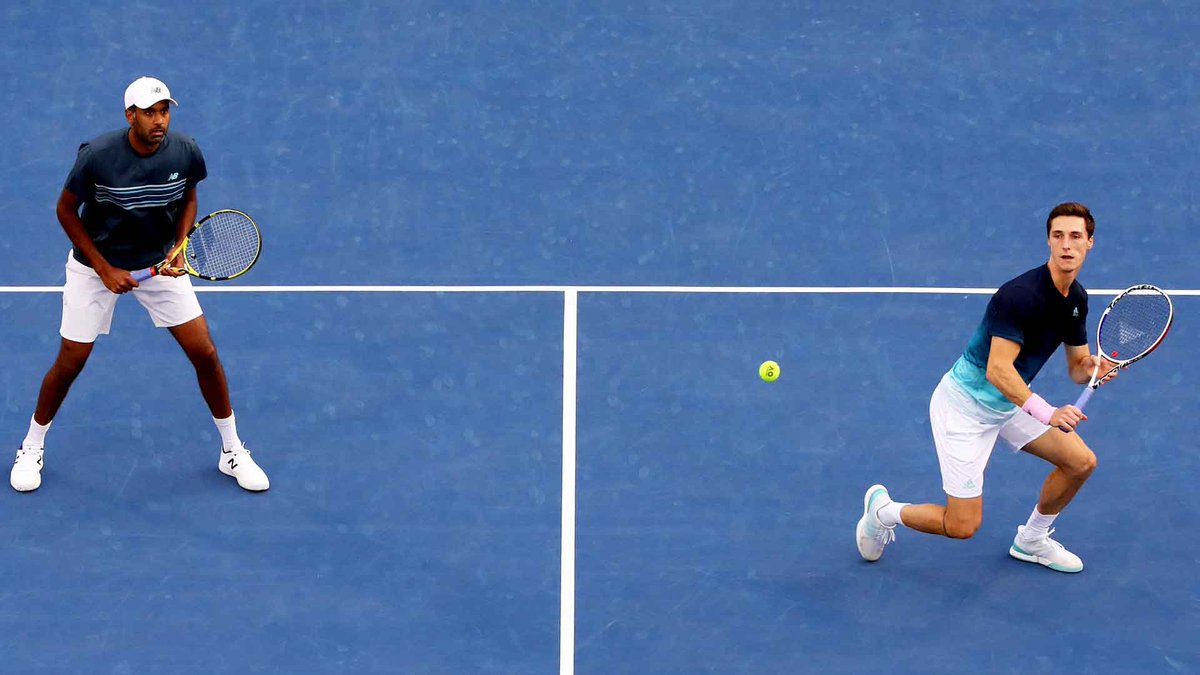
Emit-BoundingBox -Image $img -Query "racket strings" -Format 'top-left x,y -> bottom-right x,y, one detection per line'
1098,291 -> 1171,360
186,212 -> 261,278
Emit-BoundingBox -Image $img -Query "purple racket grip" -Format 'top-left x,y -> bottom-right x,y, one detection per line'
131,267 -> 155,282
1058,387 -> 1096,433
1073,386 -> 1096,411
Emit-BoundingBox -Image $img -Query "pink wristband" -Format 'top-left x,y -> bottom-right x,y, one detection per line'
1020,393 -> 1056,425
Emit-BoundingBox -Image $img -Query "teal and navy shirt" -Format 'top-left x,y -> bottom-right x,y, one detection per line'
63,129 -> 207,270
949,264 -> 1089,412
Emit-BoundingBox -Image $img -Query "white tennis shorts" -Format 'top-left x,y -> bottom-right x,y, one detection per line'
60,251 -> 204,343
930,372 -> 1050,499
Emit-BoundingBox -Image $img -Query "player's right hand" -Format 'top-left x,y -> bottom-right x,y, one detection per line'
97,265 -> 138,294
1050,405 -> 1087,431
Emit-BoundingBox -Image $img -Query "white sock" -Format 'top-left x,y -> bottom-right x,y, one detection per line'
877,500 -> 908,528
22,416 -> 51,449
213,412 -> 243,451
1022,506 -> 1058,539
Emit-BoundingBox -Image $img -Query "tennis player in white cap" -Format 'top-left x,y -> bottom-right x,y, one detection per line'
10,76 -> 269,493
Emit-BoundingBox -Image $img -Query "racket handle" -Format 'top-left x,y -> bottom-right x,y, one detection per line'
1073,387 -> 1096,411
131,267 -> 155,282
1057,387 -> 1097,433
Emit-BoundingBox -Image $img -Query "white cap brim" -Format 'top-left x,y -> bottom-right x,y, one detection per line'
127,96 -> 179,109
124,77 -> 179,110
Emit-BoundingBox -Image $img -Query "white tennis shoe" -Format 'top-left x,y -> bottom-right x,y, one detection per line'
219,444 -> 270,492
856,484 -> 896,561
10,445 -> 44,492
1009,526 -> 1083,573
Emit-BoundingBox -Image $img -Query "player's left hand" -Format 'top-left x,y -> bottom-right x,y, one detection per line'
1090,354 -> 1121,384
161,251 -> 187,277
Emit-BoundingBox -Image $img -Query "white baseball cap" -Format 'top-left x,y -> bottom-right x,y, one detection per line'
124,76 -> 178,110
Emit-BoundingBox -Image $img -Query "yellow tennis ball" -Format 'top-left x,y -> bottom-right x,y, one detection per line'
759,360 -> 780,382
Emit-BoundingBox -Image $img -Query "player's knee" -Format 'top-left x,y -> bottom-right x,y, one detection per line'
943,512 -> 982,539
54,343 -> 92,375
1065,449 -> 1097,481
184,341 -> 219,366
54,355 -> 88,376
945,519 -> 980,539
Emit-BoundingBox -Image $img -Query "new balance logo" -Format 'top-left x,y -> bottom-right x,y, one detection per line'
168,172 -> 179,180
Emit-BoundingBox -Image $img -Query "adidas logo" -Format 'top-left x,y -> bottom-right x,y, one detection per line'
1072,307 -> 1079,317
963,479 -> 977,489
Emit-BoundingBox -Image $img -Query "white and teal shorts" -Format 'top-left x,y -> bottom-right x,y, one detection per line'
929,372 -> 1050,499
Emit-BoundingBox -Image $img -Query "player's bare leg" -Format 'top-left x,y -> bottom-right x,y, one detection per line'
168,315 -> 268,491
34,338 -> 95,424
1020,429 -> 1097,514
11,338 -> 95,491
1006,430 -> 1096,572
857,490 -> 983,561
168,315 -> 231,418
897,496 -> 982,539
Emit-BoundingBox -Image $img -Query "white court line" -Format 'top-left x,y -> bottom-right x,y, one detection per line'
2,285 -> 1199,295
560,290 -> 578,675
2,279 -> 1193,675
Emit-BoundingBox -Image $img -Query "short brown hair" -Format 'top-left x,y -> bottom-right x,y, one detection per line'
1046,202 -> 1095,237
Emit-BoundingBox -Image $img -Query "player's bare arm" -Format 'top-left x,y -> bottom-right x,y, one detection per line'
1064,344 -> 1093,384
55,189 -> 137,293
986,336 -> 1085,430
983,336 -> 1033,404
162,188 -> 200,277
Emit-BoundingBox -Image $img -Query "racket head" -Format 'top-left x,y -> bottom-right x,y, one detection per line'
1094,284 -> 1173,371
183,209 -> 263,281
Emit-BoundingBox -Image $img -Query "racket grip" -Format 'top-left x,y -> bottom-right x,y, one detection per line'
1073,387 -> 1095,411
1058,387 -> 1096,433
131,267 -> 155,282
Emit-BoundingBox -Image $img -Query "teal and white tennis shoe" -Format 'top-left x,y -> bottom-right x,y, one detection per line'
856,484 -> 896,561
1009,526 -> 1083,573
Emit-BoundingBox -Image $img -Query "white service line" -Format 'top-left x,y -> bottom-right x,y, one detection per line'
2,278 -> 1194,675
3,285 -> 1197,295
560,289 -> 578,675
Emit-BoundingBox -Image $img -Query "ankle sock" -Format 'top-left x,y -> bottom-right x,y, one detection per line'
22,416 -> 51,449
213,413 -> 243,451
1022,507 -> 1058,540
877,500 -> 908,528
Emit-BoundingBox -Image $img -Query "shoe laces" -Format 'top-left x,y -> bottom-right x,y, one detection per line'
1041,528 -> 1065,550
875,523 -> 896,547
15,446 -> 43,462
871,502 -> 896,546
1022,527 -> 1064,552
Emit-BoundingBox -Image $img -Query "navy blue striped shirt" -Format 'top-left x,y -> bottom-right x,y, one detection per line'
63,129 -> 207,270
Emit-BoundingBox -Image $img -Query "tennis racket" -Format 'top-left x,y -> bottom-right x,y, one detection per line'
1072,284 -> 1173,413
131,209 -> 262,282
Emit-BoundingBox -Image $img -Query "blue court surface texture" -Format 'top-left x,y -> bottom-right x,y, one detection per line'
1,2 -> 1197,673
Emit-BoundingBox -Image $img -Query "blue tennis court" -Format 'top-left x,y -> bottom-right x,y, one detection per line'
1,2 -> 1197,673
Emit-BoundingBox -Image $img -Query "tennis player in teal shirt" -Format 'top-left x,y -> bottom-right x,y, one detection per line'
857,202 -> 1117,572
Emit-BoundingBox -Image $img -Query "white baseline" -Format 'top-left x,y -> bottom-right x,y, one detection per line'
2,285 -> 1197,295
